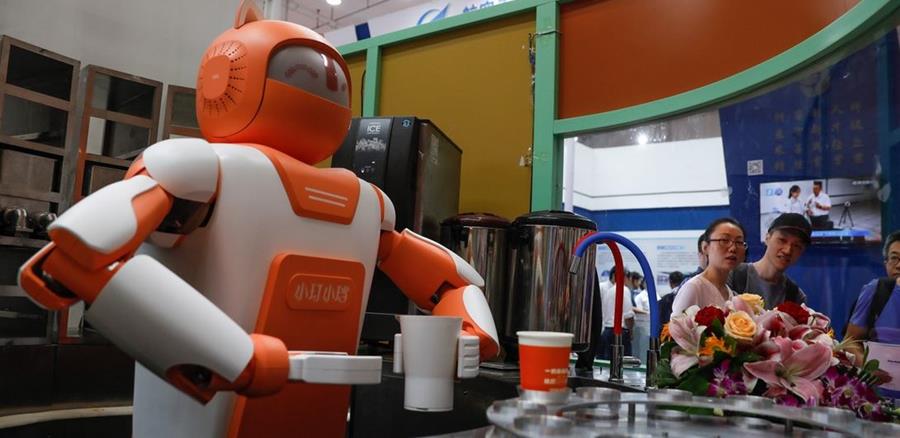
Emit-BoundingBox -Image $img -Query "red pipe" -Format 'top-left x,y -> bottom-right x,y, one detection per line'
573,232 -> 625,335
607,241 -> 625,336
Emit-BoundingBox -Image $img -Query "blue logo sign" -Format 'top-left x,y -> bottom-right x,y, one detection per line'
417,4 -> 450,26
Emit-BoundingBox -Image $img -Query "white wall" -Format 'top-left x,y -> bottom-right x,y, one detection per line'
563,136 -> 730,211
0,0 -> 241,88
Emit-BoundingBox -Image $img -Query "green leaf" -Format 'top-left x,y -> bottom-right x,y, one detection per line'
712,350 -> 733,363
655,359 -> 679,388
678,372 -> 711,396
711,319 -> 725,338
862,359 -> 880,374
660,341 -> 675,359
733,351 -> 761,368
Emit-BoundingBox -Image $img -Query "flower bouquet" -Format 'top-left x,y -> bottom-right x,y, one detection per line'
654,294 -> 899,422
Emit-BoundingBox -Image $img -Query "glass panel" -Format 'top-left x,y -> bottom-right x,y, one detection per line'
0,149 -> 57,192
170,90 -> 198,128
6,45 -> 74,100
84,116 -> 149,158
0,297 -> 49,338
564,16 -> 900,339
82,163 -> 125,196
91,73 -> 155,118
85,117 -> 106,155
0,94 -> 68,147
104,120 -> 149,159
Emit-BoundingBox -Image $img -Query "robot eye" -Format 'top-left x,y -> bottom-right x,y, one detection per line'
267,45 -> 349,107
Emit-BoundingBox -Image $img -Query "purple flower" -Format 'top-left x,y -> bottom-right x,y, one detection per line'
707,360 -> 747,398
818,366 -> 896,420
771,391 -> 814,407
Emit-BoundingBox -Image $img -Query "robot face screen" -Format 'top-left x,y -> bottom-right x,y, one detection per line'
267,45 -> 349,107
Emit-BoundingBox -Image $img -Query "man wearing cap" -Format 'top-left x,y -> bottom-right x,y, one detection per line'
727,213 -> 811,307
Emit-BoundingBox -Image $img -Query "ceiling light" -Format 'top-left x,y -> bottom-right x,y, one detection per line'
637,133 -> 648,145
326,0 -> 342,5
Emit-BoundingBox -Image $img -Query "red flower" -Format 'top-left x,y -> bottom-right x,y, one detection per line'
776,301 -> 810,324
695,306 -> 726,327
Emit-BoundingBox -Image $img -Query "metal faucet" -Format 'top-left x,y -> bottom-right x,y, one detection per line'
571,231 -> 661,389
609,333 -> 624,383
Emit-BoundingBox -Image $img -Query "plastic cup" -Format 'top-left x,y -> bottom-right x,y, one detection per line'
397,315 -> 462,411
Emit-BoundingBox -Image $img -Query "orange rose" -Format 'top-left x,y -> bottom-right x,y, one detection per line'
737,293 -> 765,314
724,311 -> 757,343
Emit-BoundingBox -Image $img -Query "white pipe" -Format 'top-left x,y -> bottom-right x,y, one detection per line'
563,138 -> 576,212
0,406 -> 132,430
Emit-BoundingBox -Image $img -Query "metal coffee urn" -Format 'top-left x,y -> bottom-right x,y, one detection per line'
440,213 -> 511,338
506,211 -> 597,353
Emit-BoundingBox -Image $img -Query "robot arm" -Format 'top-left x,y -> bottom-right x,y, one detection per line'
376,217 -> 500,360
17,139 -> 299,404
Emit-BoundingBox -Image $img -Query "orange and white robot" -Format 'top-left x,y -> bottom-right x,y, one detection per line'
18,2 -> 499,436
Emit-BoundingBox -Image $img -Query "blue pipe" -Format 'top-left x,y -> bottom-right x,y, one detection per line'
574,232 -> 660,338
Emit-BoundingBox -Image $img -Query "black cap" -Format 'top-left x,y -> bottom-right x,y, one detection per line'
768,213 -> 812,245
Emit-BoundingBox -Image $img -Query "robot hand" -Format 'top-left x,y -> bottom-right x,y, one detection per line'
378,229 -> 500,360
288,352 -> 382,384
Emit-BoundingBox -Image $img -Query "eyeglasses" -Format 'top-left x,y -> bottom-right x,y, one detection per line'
885,256 -> 900,265
708,238 -> 748,250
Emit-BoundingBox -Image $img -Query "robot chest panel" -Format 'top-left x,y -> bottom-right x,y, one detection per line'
210,144 -> 382,262
258,253 -> 366,352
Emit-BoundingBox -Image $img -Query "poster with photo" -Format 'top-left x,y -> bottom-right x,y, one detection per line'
759,177 -> 881,244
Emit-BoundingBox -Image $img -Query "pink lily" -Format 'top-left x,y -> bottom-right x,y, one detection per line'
755,310 -> 785,334
668,313 -> 706,377
788,324 -> 814,341
744,337 -> 832,403
802,304 -> 830,331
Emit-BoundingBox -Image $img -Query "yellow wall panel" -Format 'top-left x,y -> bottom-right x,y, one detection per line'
318,54 -> 365,169
379,13 -> 535,221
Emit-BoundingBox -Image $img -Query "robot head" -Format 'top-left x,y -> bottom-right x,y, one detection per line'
196,1 -> 351,164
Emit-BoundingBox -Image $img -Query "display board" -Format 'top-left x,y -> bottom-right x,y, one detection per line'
759,177 -> 881,244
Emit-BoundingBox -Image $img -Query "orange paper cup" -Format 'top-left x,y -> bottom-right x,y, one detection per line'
517,331 -> 574,392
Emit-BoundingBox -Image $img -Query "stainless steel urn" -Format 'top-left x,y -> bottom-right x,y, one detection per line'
440,213 -> 511,335
505,211 -> 596,352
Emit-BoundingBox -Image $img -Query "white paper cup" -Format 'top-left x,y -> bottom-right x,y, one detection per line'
398,315 -> 462,412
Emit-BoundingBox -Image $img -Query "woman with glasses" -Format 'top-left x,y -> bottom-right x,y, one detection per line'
672,218 -> 747,316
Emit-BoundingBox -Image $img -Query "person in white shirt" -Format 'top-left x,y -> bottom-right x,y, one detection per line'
780,184 -> 805,215
632,276 -> 651,361
672,218 -> 746,316
599,267 -> 634,360
805,180 -> 832,229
